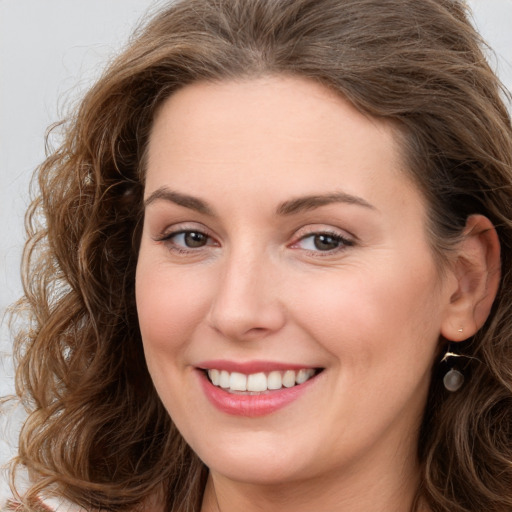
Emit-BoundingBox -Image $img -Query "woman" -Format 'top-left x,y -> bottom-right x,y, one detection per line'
6,0 -> 512,511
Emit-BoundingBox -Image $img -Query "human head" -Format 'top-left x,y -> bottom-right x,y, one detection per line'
14,0 -> 512,511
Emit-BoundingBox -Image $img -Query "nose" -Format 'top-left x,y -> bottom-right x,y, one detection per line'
207,248 -> 286,341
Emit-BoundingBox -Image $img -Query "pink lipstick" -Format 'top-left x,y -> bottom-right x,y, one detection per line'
196,360 -> 322,417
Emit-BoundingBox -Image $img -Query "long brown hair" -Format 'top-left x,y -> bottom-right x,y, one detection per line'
8,0 -> 512,510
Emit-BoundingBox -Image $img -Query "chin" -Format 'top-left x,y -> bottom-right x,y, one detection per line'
207,458 -> 306,485
192,431 -> 323,485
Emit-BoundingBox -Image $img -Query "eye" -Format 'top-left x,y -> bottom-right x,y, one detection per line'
157,229 -> 217,251
174,231 -> 209,248
294,232 -> 354,252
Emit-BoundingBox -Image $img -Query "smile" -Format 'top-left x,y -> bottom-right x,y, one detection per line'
207,368 -> 317,393
197,363 -> 324,417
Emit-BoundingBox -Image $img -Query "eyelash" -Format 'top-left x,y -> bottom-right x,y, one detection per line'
291,231 -> 355,255
156,228 -> 355,256
156,228 -> 217,254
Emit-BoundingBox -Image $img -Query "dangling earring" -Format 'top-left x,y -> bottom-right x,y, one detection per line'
441,344 -> 464,392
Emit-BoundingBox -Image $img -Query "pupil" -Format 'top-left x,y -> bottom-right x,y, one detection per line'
185,232 -> 207,247
314,234 -> 339,251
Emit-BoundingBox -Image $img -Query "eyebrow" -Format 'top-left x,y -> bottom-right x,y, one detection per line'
276,192 -> 376,215
143,187 -> 376,216
144,187 -> 214,215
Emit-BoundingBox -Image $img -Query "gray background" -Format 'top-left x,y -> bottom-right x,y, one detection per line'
1,0 -> 511,503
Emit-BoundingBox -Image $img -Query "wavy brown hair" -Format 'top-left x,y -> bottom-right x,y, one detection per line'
7,0 -> 512,510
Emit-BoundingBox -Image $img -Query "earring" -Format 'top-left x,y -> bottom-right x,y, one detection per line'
441,347 -> 464,392
443,367 -> 464,392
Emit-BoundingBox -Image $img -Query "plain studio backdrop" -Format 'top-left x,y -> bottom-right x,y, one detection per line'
0,0 -> 511,503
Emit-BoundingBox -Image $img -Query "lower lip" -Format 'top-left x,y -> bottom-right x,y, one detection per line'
198,370 -> 319,417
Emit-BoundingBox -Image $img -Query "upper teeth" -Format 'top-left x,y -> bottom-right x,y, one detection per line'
207,369 -> 316,393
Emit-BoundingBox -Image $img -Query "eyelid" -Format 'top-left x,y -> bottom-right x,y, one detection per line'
289,225 -> 356,254
153,222 -> 355,256
291,224 -> 356,242
154,222 -> 214,241
154,222 -> 220,254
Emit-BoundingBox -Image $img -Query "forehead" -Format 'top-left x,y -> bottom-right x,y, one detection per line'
145,76 -> 422,215
149,76 -> 396,158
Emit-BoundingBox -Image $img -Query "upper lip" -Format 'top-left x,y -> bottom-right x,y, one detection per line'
197,359 -> 321,374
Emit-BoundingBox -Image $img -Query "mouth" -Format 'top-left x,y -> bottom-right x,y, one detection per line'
204,368 -> 322,394
196,363 -> 324,417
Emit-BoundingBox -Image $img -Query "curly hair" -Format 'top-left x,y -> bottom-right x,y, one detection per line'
7,0 -> 512,511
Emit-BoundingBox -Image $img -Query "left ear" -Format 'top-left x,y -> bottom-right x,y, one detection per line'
440,214 -> 501,342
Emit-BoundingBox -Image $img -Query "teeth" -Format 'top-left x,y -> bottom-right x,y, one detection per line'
247,372 -> 267,392
267,371 -> 282,390
229,372 -> 247,391
282,370 -> 296,388
296,369 -> 310,384
209,369 -> 220,386
219,370 -> 230,388
207,368 -> 316,393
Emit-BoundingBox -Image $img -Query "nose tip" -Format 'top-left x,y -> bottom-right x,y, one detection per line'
206,257 -> 286,341
209,304 -> 285,341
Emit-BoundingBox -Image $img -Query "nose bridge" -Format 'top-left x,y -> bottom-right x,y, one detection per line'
207,243 -> 285,340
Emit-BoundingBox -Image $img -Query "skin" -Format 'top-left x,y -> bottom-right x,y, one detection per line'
135,76 -> 497,512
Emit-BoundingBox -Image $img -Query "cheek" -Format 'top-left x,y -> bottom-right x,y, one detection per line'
292,264 -> 443,447
292,261 -> 443,375
135,258 -> 211,364
135,259 -> 214,420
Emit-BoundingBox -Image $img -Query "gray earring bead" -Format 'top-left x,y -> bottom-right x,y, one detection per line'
443,368 -> 464,392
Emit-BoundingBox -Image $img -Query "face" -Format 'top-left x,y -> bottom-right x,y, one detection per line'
136,76 -> 454,486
